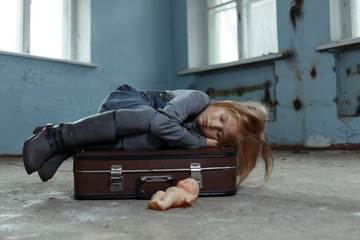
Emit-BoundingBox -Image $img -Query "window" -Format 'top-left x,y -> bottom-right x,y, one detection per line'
187,0 -> 278,68
0,0 -> 90,62
208,0 -> 238,64
330,0 -> 360,41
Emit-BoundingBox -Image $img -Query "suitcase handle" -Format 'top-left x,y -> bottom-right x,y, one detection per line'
135,175 -> 177,199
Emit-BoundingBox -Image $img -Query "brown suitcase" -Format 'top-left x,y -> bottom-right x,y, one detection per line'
73,148 -> 238,200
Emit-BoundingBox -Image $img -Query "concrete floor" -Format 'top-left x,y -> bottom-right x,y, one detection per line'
1,150 -> 360,240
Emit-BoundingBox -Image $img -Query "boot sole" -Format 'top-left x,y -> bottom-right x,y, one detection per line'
37,158 -> 61,182
37,167 -> 49,182
23,135 -> 36,174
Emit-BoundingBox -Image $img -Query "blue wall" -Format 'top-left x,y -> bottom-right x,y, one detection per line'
172,0 -> 360,147
0,0 -> 172,154
1,0 -> 359,154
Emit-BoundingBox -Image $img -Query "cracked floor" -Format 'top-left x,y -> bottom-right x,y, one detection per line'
1,150 -> 360,240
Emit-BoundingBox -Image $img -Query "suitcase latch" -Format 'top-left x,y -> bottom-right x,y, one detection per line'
190,163 -> 202,189
110,165 -> 124,192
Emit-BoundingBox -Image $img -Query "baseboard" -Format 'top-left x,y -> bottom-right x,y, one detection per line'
0,154 -> 23,158
271,143 -> 360,151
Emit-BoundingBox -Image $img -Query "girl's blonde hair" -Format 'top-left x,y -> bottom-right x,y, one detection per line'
209,100 -> 273,187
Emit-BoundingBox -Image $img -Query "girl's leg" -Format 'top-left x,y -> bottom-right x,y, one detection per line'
23,111 -> 116,174
122,133 -> 166,150
37,133 -> 165,182
23,105 -> 157,175
114,105 -> 157,135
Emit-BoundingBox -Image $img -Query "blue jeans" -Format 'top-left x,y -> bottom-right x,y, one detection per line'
97,84 -> 170,150
99,84 -> 169,113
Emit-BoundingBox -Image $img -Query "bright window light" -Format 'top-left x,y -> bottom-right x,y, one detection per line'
208,1 -> 238,65
0,0 -> 90,62
30,0 -> 70,59
352,0 -> 360,37
245,0 -> 278,58
0,0 -> 22,52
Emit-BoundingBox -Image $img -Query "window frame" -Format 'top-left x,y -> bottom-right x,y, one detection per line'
0,0 -> 94,67
317,0 -> 360,53
329,0 -> 360,41
183,0 -> 286,75
179,50 -> 291,75
207,0 -> 240,65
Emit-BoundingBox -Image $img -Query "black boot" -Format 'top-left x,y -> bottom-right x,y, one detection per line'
23,110 -> 117,174
37,140 -> 125,182
27,124 -> 75,181
37,152 -> 72,182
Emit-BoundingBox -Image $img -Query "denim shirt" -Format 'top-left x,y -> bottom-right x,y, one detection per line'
99,84 -> 210,149
99,84 -> 169,112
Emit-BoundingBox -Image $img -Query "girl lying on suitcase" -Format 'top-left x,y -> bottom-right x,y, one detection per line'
23,84 -> 273,186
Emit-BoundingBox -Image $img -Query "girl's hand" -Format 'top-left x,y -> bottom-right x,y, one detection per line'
206,138 -> 219,148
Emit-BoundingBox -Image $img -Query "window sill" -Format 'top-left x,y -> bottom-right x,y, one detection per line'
0,50 -> 98,68
178,50 -> 291,76
316,37 -> 360,52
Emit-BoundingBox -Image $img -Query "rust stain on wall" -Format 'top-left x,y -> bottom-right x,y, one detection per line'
206,81 -> 269,98
346,68 -> 351,77
310,66 -> 317,79
205,81 -> 276,108
340,117 -> 350,124
346,65 -> 360,77
263,81 -> 274,106
290,0 -> 304,29
296,69 -> 302,81
356,96 -> 360,116
293,98 -> 302,111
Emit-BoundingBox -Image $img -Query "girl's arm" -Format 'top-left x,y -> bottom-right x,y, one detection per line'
150,90 -> 210,149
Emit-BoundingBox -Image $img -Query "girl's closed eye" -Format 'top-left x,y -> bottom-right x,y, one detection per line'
217,130 -> 223,139
221,113 -> 229,123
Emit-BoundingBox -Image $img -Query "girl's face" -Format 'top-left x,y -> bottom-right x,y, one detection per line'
197,106 -> 240,144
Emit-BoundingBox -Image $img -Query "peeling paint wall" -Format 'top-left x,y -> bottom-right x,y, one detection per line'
335,49 -> 360,117
171,0 -> 360,146
2,0 -> 360,154
182,63 -> 278,122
